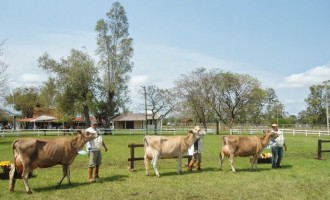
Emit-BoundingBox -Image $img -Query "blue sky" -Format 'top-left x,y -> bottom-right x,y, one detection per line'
1,0 -> 330,115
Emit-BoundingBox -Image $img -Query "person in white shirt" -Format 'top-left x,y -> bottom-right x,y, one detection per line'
187,126 -> 206,172
270,124 -> 287,169
86,122 -> 108,182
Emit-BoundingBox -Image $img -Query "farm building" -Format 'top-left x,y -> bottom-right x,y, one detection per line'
112,112 -> 162,130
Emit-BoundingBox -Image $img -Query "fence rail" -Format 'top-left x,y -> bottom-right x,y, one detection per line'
229,128 -> 330,136
127,143 -> 191,172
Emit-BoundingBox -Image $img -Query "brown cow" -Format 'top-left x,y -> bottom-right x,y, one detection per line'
144,129 -> 200,177
219,130 -> 277,173
9,130 -> 97,194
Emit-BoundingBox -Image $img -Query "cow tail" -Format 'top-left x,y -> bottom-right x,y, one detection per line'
12,139 -> 19,163
221,136 -> 227,146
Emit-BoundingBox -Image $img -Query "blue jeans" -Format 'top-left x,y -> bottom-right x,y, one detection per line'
271,146 -> 283,168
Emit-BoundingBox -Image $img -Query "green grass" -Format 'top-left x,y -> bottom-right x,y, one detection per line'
1,132 -> 330,199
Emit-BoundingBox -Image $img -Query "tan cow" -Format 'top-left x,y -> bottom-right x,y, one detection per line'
144,129 -> 200,177
219,130 -> 277,173
9,130 -> 97,194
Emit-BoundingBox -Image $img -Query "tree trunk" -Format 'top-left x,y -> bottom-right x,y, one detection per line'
83,105 -> 91,128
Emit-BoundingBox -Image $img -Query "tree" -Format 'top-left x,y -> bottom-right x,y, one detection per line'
141,85 -> 176,134
264,88 -> 285,125
207,71 -> 266,128
0,40 -> 8,96
38,78 -> 57,108
4,87 -> 39,118
175,68 -> 214,129
38,48 -> 98,126
175,68 -> 271,131
304,84 -> 327,126
95,1 -> 134,126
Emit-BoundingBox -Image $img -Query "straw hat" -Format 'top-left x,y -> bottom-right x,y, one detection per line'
271,124 -> 278,127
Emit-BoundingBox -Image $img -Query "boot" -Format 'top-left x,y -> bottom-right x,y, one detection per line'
94,166 -> 99,179
196,163 -> 201,172
88,167 -> 95,183
187,160 -> 195,172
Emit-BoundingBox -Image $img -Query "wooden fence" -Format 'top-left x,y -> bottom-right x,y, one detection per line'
127,143 -> 192,172
317,139 -> 330,160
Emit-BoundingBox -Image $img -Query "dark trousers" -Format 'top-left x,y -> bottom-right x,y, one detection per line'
271,146 -> 283,168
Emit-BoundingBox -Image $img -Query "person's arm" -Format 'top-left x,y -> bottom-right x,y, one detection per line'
283,142 -> 287,151
102,141 -> 108,152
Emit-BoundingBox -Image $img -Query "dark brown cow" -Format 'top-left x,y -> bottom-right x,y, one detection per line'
219,130 -> 277,173
9,130 -> 97,194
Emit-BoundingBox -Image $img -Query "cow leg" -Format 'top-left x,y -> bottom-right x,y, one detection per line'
177,155 -> 182,175
22,166 -> 32,194
56,165 -> 69,189
9,164 -> 16,192
229,155 -> 236,173
251,155 -> 259,171
219,152 -> 224,170
66,165 -> 71,184
144,154 -> 150,176
151,154 -> 160,177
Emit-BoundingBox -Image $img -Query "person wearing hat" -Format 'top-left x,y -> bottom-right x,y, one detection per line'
187,126 -> 206,172
86,122 -> 108,182
270,124 -> 287,169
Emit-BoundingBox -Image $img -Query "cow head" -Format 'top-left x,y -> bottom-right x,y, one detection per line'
262,130 -> 278,139
77,130 -> 98,141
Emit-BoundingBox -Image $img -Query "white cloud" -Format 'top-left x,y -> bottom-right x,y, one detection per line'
275,64 -> 330,89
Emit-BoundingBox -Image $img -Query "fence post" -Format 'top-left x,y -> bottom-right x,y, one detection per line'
317,140 -> 322,160
128,143 -> 135,171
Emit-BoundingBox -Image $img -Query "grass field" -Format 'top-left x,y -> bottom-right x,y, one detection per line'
1,131 -> 330,200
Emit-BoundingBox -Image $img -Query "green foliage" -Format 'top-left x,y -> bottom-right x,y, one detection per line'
1,133 -> 330,199
4,87 -> 40,118
305,84 -> 327,126
38,48 -> 98,125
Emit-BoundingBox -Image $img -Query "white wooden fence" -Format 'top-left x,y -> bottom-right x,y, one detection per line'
229,128 -> 330,137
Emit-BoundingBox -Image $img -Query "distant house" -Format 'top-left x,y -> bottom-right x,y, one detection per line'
112,112 -> 162,130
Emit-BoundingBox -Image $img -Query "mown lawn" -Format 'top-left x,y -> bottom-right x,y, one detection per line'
0,131 -> 330,200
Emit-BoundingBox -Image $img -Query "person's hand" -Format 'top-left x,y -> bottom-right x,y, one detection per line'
104,147 -> 108,152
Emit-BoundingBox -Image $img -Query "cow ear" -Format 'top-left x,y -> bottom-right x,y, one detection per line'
76,130 -> 82,135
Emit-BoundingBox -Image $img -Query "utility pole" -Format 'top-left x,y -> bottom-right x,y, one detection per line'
142,86 -> 148,135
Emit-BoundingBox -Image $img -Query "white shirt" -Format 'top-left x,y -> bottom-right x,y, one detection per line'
270,129 -> 285,147
85,127 -> 103,151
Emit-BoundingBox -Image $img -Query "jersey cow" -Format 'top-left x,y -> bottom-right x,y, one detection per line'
219,130 -> 277,173
144,129 -> 200,177
9,130 -> 98,194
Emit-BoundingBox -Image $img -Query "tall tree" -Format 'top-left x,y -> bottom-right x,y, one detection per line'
175,68 -> 214,129
140,85 -> 175,134
0,40 -> 8,96
95,1 -> 134,126
38,78 -> 57,108
305,84 -> 327,126
207,71 -> 266,128
38,49 -> 98,127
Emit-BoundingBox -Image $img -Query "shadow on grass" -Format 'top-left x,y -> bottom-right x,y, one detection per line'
33,174 -> 128,192
219,164 -> 293,173
149,167 -> 219,177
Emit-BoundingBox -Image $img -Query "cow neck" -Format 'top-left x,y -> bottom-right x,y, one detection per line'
72,134 -> 86,153
260,133 -> 271,147
185,132 -> 195,148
